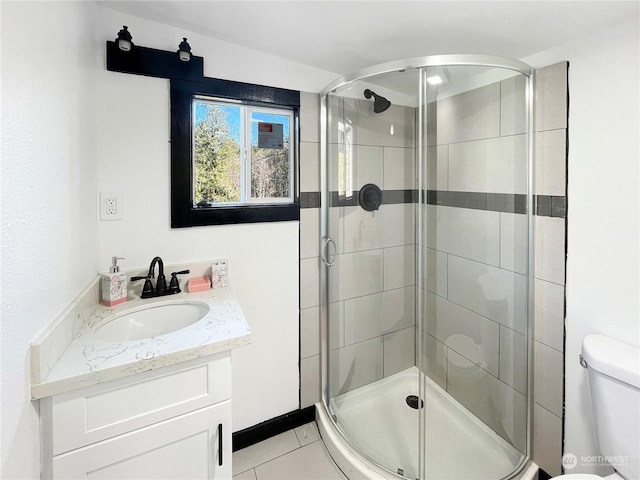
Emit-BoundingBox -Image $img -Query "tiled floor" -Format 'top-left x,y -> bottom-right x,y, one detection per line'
232,422 -> 347,480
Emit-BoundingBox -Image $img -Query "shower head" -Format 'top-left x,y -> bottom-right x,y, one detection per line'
363,89 -> 391,114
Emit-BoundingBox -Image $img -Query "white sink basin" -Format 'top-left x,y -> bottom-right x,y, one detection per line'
94,302 -> 210,342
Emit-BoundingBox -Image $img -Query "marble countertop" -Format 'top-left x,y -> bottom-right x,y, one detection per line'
31,286 -> 251,399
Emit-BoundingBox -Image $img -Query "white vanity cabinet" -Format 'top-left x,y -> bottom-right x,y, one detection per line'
40,352 -> 233,480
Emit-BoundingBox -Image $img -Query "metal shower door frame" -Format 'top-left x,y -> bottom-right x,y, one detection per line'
319,53 -> 535,480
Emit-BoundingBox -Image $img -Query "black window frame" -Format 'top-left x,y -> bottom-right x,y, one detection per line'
170,78 -> 300,228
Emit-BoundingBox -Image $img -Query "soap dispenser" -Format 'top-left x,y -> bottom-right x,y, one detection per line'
101,256 -> 128,307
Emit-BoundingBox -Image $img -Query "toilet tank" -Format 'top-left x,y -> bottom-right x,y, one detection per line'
582,334 -> 640,480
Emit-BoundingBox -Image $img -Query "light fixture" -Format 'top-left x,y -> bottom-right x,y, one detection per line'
178,38 -> 192,62
426,67 -> 451,86
116,26 -> 133,52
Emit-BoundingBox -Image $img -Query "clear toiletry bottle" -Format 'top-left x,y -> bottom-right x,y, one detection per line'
101,256 -> 128,307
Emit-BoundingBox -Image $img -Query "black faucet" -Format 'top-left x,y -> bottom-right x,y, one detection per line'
131,256 -> 189,299
148,256 -> 166,292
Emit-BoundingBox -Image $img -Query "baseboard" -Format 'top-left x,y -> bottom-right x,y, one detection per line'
538,468 -> 552,480
232,406 -> 316,452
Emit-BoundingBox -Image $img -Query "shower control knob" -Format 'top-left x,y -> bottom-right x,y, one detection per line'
359,183 -> 383,211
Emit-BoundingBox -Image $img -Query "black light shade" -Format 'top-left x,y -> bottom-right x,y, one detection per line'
178,38 -> 192,62
116,25 -> 133,52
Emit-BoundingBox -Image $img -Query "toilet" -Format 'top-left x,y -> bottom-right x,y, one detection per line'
552,334 -> 640,480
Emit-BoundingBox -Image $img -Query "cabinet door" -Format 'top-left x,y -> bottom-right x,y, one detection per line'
53,402 -> 231,480
51,353 -> 231,455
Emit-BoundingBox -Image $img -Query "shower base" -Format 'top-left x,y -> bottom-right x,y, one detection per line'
318,367 -> 531,480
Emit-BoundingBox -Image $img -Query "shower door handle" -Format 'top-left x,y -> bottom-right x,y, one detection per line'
321,237 -> 336,267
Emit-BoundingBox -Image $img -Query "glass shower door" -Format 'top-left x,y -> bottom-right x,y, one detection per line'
320,58 -> 532,480
417,64 -> 531,479
322,70 -> 421,478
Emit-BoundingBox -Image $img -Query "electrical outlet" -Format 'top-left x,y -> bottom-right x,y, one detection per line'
106,198 -> 117,215
100,193 -> 123,221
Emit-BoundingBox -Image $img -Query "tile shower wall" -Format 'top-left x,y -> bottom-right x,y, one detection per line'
326,97 -> 416,398
423,76 -> 529,454
531,62 -> 568,477
299,91 -> 322,409
422,63 -> 567,469
299,92 -> 417,406
299,61 -> 567,476
328,94 -> 416,395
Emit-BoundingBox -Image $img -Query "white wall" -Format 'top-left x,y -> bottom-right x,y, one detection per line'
94,63 -> 301,429
525,18 -> 639,475
92,7 -> 337,431
0,4 -> 338,478
97,7 -> 337,93
0,2 -> 100,477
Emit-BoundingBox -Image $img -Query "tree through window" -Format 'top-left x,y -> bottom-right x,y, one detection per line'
193,99 -> 293,206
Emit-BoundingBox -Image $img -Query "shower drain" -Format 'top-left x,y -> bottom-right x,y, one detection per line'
405,395 -> 424,409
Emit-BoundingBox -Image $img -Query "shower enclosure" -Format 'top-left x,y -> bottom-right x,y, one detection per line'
318,55 -> 534,480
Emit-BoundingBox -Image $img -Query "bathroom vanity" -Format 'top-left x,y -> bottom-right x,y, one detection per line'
40,354 -> 232,479
30,269 -> 251,480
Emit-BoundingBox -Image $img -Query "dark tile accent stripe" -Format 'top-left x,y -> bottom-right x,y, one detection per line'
536,195 -> 552,216
328,189 -> 417,207
487,193 -> 507,212
330,191 -> 358,207
427,190 -> 528,214
300,192 -> 321,209
232,406 -> 315,451
535,195 -> 567,217
382,189 -> 418,204
550,196 -> 567,217
428,190 -> 566,218
303,189 -> 566,217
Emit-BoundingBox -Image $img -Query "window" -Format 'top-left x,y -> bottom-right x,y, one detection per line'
171,78 -> 300,228
193,99 -> 293,205
337,118 -> 354,199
